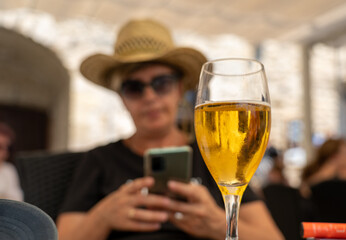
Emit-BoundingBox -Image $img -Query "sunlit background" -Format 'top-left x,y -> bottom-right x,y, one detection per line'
1,0 -> 346,187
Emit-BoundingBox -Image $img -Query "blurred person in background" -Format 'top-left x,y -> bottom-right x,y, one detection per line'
300,137 -> 346,222
300,137 -> 346,197
253,146 -> 288,192
260,146 -> 312,240
0,122 -> 23,201
266,147 -> 288,186
57,19 -> 283,240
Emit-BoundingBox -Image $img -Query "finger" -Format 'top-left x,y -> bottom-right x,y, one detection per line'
169,211 -> 184,224
134,193 -> 171,209
128,207 -> 168,223
122,177 -> 154,194
168,212 -> 192,231
166,199 -> 201,215
167,180 -> 209,202
128,221 -> 162,232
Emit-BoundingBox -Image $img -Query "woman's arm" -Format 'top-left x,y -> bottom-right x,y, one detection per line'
238,201 -> 284,240
57,206 -> 111,240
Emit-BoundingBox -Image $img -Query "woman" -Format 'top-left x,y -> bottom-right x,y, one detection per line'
0,122 -> 23,201
300,137 -> 346,222
57,19 -> 283,240
301,137 -> 346,197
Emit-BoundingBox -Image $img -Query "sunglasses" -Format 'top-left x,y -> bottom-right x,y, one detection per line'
120,74 -> 180,99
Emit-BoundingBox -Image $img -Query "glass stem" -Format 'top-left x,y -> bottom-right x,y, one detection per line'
224,194 -> 241,240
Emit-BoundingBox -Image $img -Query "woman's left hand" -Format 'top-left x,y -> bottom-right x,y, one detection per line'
166,180 -> 226,240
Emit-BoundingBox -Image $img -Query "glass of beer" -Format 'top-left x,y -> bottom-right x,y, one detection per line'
194,58 -> 271,240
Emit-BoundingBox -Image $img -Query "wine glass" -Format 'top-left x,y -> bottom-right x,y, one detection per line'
194,58 -> 271,240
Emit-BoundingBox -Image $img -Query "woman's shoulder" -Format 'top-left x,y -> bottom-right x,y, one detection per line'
83,139 -> 139,164
79,140 -> 124,162
88,140 -> 126,154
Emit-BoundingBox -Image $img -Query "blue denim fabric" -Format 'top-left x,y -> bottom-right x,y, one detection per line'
0,199 -> 57,240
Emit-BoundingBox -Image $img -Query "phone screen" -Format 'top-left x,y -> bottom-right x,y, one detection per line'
144,146 -> 192,200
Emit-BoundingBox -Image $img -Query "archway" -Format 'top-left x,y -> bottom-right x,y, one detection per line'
0,27 -> 70,152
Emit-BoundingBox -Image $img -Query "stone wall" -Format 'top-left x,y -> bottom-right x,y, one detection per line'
0,9 -> 345,153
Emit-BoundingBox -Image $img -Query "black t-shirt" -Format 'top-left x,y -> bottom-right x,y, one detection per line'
60,140 -> 259,240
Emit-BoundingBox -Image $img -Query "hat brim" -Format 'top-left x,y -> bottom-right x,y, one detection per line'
80,47 -> 207,93
0,199 -> 58,240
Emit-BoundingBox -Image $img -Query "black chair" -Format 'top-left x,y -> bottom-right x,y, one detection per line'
262,184 -> 314,240
14,151 -> 84,221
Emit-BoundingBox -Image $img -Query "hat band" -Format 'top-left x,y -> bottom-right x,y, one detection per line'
114,37 -> 173,58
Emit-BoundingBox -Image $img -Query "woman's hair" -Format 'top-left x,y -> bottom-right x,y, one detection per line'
302,138 -> 345,181
0,122 -> 16,163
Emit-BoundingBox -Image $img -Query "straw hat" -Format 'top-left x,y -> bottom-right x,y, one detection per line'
80,19 -> 207,92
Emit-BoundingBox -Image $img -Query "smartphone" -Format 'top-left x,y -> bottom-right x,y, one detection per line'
144,146 -> 193,200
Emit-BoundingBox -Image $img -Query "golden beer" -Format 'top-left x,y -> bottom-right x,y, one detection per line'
195,101 -> 271,195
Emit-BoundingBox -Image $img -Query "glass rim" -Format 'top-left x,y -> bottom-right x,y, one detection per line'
202,57 -> 264,77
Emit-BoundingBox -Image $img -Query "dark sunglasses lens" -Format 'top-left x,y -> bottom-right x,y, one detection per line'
152,76 -> 177,95
121,81 -> 144,98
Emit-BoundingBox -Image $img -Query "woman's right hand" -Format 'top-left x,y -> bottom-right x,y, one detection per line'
95,176 -> 171,232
